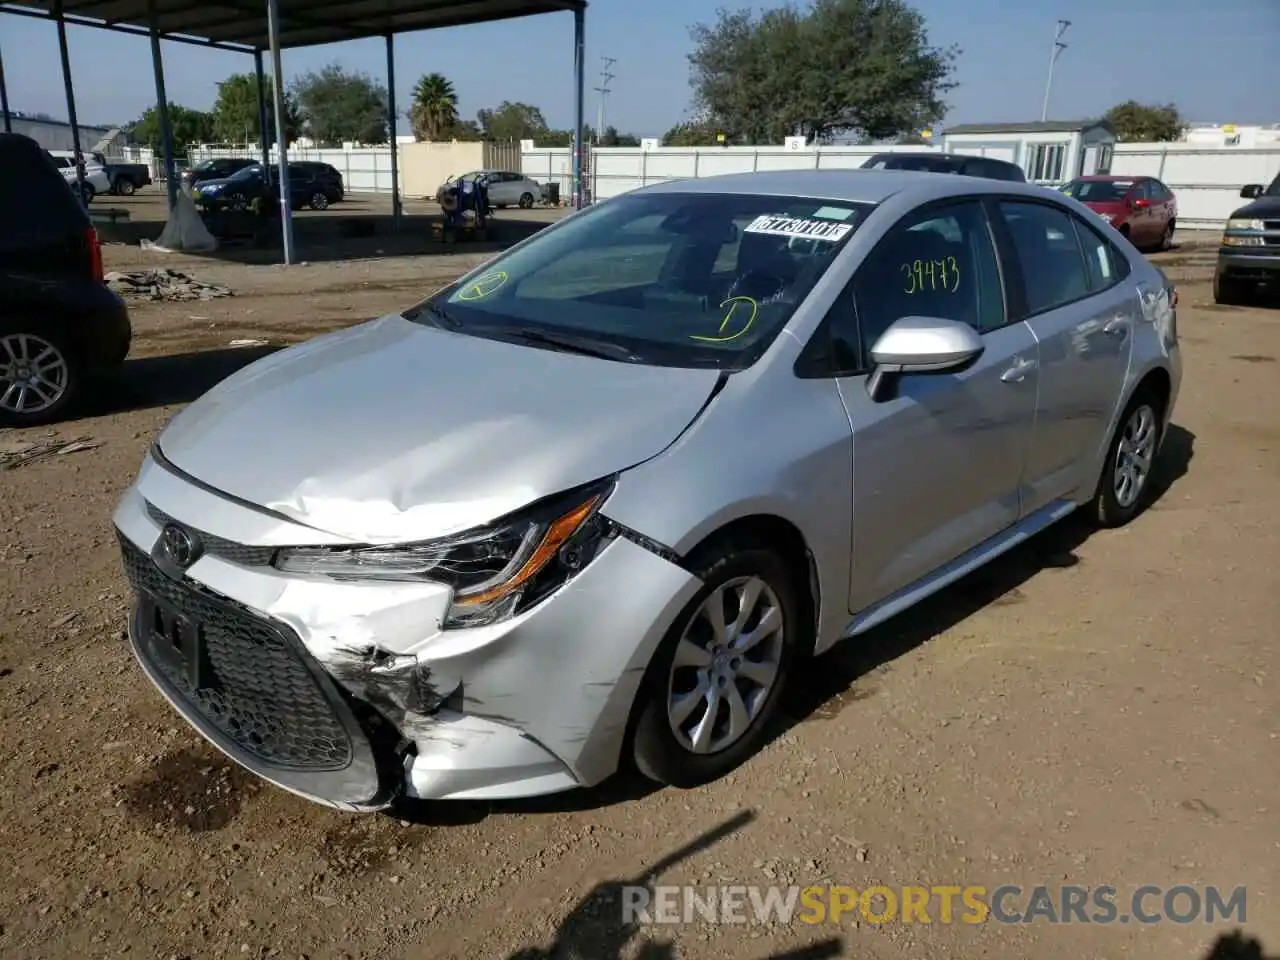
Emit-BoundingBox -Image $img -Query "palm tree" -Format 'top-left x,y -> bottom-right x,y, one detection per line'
409,73 -> 459,141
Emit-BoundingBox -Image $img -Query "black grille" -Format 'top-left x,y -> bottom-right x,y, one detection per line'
120,535 -> 353,771
145,501 -> 276,566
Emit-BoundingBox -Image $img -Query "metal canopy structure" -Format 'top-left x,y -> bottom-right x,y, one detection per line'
0,0 -> 588,263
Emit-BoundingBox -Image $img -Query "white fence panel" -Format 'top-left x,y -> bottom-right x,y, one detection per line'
1111,145 -> 1280,229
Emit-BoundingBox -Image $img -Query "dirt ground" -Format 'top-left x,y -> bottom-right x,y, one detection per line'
1,196 -> 1277,960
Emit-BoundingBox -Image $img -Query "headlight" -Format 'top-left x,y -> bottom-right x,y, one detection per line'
1226,218 -> 1264,231
273,478 -> 616,628
1222,234 -> 1264,247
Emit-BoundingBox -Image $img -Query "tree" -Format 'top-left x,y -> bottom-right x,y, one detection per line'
597,125 -> 641,147
476,101 -> 550,140
409,72 -> 459,141
127,104 -> 214,157
290,64 -> 389,146
442,118 -> 483,141
687,0 -> 957,144
661,120 -> 723,146
1103,101 -> 1183,143
210,72 -> 301,145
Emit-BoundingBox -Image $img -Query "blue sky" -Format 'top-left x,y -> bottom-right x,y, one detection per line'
2,0 -> 1278,136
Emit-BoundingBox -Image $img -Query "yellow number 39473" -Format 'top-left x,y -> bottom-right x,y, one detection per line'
901,257 -> 960,295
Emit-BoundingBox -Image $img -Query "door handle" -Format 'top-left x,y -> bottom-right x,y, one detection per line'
1000,357 -> 1037,383
1104,316 -> 1130,337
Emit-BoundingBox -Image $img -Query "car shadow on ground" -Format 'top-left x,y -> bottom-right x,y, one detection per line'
773,423 -> 1196,740
496,809 -> 845,960
69,345 -> 284,423
1201,932 -> 1278,960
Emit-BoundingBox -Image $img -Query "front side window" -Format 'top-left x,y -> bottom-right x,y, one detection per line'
841,201 -> 1005,368
412,192 -> 873,369
998,201 -> 1091,316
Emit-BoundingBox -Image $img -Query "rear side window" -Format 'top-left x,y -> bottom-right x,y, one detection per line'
1072,216 -> 1131,292
997,201 -> 1091,316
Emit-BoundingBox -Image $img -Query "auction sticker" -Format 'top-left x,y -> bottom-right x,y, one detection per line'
744,214 -> 852,242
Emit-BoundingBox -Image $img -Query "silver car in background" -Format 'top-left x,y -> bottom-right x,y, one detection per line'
449,169 -> 542,208
113,170 -> 1181,811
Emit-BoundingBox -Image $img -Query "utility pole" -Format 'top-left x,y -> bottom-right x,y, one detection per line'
1040,19 -> 1071,122
593,56 -> 616,144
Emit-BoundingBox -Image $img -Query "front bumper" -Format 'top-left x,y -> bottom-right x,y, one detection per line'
113,455 -> 701,807
1216,249 -> 1280,281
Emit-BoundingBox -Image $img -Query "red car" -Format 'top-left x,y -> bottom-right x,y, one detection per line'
1061,175 -> 1177,251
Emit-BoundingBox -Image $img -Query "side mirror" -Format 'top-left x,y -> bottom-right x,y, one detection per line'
866,315 -> 984,401
1240,184 -> 1262,199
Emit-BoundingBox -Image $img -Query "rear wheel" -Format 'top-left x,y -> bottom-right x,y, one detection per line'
309,191 -> 329,211
518,192 -> 535,209
116,178 -> 137,196
1090,389 -> 1164,528
631,539 -> 803,788
1161,219 -> 1175,250
0,323 -> 83,427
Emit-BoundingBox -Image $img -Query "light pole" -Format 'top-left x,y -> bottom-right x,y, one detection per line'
1040,19 -> 1071,122
594,56 -> 615,144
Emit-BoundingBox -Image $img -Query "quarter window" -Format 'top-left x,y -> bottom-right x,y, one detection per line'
839,201 -> 1005,367
998,201 -> 1092,316
1071,215 -> 1131,292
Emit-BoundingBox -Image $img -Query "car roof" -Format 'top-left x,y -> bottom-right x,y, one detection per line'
0,134 -> 90,251
1074,174 -> 1144,181
632,168 -> 1051,206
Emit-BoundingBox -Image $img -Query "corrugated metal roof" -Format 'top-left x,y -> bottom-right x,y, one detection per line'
942,120 -> 1112,136
2,0 -> 585,51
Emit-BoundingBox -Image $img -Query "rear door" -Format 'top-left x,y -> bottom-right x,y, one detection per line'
992,197 -> 1136,513
832,198 -> 1040,610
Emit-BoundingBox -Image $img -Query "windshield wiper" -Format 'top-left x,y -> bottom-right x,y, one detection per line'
497,326 -> 644,362
405,302 -> 462,329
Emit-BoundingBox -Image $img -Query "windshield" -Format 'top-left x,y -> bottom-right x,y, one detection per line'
1062,179 -> 1134,202
1264,175 -> 1280,197
408,192 -> 873,369
227,164 -> 262,181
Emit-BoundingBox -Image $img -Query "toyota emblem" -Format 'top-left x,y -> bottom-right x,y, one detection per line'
160,523 -> 200,569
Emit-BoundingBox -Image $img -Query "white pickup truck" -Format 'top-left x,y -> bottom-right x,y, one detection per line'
48,150 -> 112,203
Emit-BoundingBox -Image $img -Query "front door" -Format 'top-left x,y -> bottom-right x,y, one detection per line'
833,199 -> 1039,612
994,199 -> 1136,512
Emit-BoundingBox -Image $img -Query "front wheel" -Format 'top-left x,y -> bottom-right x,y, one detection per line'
1214,271 -> 1252,306
1091,390 -> 1164,528
631,540 -> 802,788
0,323 -> 83,427
309,191 -> 329,211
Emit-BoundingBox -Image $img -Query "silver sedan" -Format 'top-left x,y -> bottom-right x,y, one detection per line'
113,169 -> 1181,811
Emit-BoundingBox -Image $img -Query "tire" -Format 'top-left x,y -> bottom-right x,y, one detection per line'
309,191 -> 329,211
1213,271 -> 1252,306
117,178 -> 137,196
1161,219 -> 1175,250
518,192 -> 534,209
631,539 -> 804,788
0,322 -> 84,427
1090,388 -> 1164,528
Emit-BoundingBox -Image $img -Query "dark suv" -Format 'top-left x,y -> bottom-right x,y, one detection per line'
180,156 -> 260,191
862,151 -> 1028,182
1214,173 -> 1280,305
0,133 -> 131,426
292,161 -> 345,202
192,162 -> 344,212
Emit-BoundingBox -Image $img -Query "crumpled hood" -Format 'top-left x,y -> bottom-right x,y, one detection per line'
156,314 -> 721,543
1231,196 -> 1280,219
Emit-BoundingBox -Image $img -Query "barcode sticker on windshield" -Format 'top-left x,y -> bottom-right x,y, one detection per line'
744,215 -> 852,242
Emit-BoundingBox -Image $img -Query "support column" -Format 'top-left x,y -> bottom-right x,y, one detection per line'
147,0 -> 178,212
571,5 -> 586,208
264,0 -> 295,264
0,41 -> 12,134
52,0 -> 87,207
385,33 -> 401,232
253,50 -> 271,174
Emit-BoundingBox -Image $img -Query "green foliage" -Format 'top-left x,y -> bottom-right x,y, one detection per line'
409,73 -> 460,141
290,64 -> 389,146
477,101 -> 551,141
443,119 -> 483,141
1103,101 -> 1184,143
211,73 -> 301,144
687,0 -> 957,144
598,125 -> 641,147
661,120 -> 725,146
128,104 -> 214,157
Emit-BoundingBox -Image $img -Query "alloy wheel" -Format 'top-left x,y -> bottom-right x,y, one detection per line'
1114,403 -> 1157,509
665,575 -> 785,754
0,333 -> 70,417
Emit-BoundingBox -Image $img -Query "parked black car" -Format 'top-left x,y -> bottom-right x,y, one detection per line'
861,151 -> 1028,182
1214,173 -> 1280,305
291,161 -> 345,202
0,133 -> 131,426
180,156 -> 259,191
190,162 -> 343,212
